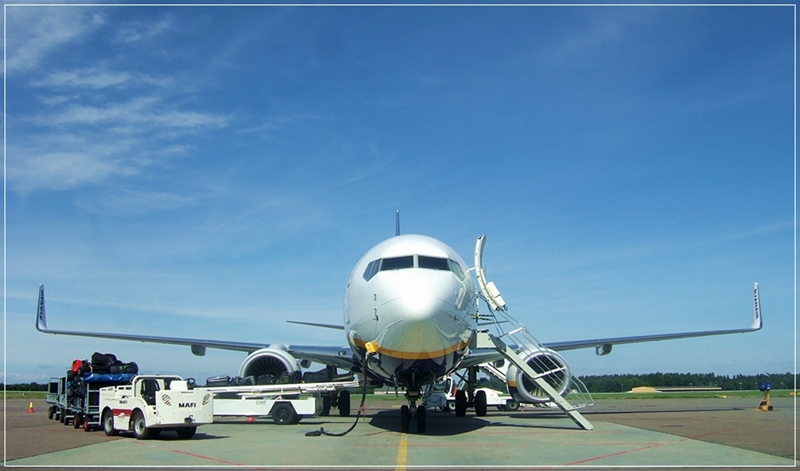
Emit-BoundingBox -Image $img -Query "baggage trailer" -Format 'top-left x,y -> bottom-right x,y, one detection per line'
45,377 -> 60,420
67,373 -> 136,431
100,375 -> 213,439
208,380 -> 359,425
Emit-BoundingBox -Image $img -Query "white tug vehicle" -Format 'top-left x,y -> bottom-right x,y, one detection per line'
100,375 -> 213,439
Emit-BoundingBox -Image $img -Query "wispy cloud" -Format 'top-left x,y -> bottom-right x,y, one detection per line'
114,17 -> 173,44
29,96 -> 229,130
74,188 -> 196,216
9,144 -> 139,193
5,7 -> 106,73
32,68 -> 174,90
10,95 -> 229,195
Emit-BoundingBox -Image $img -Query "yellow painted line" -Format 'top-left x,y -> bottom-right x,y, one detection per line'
395,433 -> 408,471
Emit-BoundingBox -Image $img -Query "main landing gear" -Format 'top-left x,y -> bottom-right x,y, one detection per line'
401,390 -> 427,434
454,366 -> 488,418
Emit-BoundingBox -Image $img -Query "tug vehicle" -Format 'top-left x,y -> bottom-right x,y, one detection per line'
99,375 -> 213,439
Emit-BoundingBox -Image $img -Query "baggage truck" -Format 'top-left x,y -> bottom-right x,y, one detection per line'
207,379 -> 359,425
100,375 -> 213,439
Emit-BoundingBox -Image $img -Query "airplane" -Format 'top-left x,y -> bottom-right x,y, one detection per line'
35,224 -> 763,434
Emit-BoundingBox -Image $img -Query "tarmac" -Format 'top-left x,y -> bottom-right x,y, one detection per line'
3,395 -> 796,470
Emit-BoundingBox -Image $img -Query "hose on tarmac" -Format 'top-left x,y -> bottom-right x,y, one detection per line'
305,353 -> 372,437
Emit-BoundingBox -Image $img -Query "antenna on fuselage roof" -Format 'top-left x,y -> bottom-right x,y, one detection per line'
395,210 -> 400,236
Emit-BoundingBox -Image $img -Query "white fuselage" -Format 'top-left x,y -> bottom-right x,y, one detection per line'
344,235 -> 477,390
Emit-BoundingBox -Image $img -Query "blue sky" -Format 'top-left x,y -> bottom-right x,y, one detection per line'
4,4 -> 795,385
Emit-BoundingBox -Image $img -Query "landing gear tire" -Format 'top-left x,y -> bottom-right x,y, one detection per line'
475,390 -> 487,417
455,390 -> 467,417
102,410 -> 118,436
416,405 -> 427,434
338,390 -> 351,417
506,399 -> 520,411
400,405 -> 410,433
272,403 -> 297,425
132,411 -> 151,440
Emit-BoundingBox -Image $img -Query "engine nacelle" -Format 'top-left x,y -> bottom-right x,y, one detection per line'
239,347 -> 301,384
506,348 -> 572,404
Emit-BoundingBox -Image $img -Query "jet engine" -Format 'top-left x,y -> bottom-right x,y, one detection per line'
238,347 -> 301,384
506,348 -> 572,404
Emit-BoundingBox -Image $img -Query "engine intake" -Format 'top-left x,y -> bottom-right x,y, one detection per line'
506,347 -> 572,404
239,347 -> 301,384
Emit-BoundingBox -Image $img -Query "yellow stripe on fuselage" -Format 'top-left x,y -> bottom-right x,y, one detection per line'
351,336 -> 469,361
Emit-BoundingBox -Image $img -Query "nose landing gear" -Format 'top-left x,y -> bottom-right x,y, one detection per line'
401,391 -> 427,434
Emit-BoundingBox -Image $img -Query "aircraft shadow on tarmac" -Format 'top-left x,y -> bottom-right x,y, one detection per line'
365,409 -> 579,436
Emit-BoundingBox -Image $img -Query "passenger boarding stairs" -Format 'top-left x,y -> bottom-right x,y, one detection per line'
472,235 -> 594,430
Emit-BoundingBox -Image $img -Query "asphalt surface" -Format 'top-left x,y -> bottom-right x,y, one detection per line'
3,395 -> 796,470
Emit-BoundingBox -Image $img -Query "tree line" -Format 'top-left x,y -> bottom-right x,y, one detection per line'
578,372 -> 798,393
2,372 -> 798,393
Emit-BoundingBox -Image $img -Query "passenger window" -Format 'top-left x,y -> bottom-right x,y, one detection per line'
418,255 -> 450,271
380,256 -> 414,271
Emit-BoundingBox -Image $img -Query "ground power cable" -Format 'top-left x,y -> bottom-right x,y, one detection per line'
305,352 -> 373,437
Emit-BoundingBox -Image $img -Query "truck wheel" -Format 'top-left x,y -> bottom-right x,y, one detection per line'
176,427 -> 196,439
48,406 -> 54,420
338,390 -> 351,417
321,395 -> 331,416
59,408 -> 66,424
272,403 -> 297,425
73,413 -> 83,429
132,411 -> 151,440
102,410 -> 118,436
83,415 -> 92,432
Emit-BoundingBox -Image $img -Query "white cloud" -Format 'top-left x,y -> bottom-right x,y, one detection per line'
5,8 -> 105,73
9,148 -> 139,194
31,68 -> 174,90
115,17 -> 173,44
74,188 -> 196,215
28,96 -> 229,131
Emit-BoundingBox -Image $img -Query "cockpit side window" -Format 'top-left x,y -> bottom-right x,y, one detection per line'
448,259 -> 466,280
418,255 -> 450,271
380,256 -> 414,271
363,259 -> 380,281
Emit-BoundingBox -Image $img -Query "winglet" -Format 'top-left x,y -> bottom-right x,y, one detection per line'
752,282 -> 762,330
36,284 -> 48,331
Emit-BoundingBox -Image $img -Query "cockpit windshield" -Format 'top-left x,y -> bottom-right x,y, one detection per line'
418,255 -> 449,271
380,256 -> 414,271
363,255 -> 466,281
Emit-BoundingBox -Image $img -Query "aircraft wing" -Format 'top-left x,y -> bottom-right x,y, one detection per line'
461,282 -> 763,368
34,285 -> 355,371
